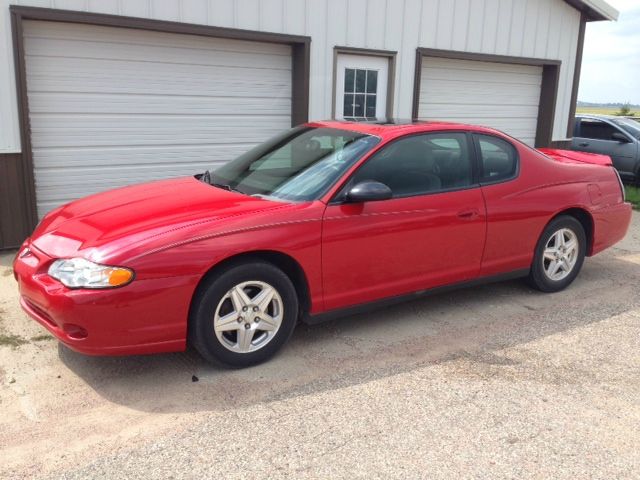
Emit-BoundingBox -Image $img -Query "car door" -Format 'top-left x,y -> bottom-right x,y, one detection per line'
321,132 -> 487,311
473,133 -> 532,277
572,117 -> 637,178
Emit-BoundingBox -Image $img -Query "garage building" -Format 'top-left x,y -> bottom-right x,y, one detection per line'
0,0 -> 617,249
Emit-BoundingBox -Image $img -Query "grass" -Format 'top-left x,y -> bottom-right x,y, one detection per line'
0,330 -> 53,347
31,334 -> 54,342
0,333 -> 29,347
625,185 -> 640,210
576,107 -> 637,117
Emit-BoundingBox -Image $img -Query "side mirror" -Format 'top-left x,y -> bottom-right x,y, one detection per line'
611,132 -> 631,143
346,181 -> 392,203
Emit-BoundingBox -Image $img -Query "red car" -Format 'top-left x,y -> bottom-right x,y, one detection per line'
14,120 -> 632,367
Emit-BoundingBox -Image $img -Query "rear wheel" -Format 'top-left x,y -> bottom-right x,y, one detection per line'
189,261 -> 298,367
528,215 -> 586,293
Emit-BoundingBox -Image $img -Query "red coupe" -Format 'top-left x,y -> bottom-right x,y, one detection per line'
14,121 -> 632,367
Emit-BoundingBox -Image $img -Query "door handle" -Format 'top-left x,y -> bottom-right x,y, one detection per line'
457,208 -> 479,219
579,142 -> 589,147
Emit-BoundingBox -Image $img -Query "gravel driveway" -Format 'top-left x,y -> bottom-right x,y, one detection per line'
1,213 -> 639,479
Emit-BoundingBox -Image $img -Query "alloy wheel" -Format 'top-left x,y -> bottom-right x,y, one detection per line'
213,280 -> 284,353
542,228 -> 579,281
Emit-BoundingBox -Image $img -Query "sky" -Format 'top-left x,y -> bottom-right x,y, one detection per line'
578,0 -> 640,105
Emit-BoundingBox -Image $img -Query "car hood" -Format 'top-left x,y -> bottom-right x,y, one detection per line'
30,177 -> 295,262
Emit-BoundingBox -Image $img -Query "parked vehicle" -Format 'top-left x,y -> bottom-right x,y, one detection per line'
572,114 -> 640,184
14,120 -> 632,367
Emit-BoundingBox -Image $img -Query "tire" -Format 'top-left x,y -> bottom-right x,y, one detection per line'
527,215 -> 586,293
189,261 -> 299,367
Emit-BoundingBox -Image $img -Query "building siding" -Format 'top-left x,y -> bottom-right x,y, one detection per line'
23,19 -> 293,215
0,0 -> 582,154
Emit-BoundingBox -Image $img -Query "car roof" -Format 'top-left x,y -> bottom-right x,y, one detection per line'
576,113 -> 618,120
306,119 -> 507,140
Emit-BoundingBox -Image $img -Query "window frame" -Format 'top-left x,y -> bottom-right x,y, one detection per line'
332,47 -> 396,122
330,131 -> 481,204
471,133 -> 520,186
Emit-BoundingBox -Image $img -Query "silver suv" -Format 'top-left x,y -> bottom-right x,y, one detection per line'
572,114 -> 640,184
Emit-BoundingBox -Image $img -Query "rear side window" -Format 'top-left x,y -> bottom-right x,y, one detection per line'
578,118 -> 619,141
475,134 -> 518,183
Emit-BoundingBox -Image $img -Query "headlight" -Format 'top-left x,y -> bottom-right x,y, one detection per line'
48,258 -> 134,289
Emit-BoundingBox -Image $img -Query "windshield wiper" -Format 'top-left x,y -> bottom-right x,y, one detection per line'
211,179 -> 243,194
200,169 -> 244,194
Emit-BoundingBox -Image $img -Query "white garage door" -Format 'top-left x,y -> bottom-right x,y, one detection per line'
417,57 -> 542,146
23,21 -> 292,217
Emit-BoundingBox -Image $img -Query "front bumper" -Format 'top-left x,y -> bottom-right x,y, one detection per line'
13,242 -> 194,356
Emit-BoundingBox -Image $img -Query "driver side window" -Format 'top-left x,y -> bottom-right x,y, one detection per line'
350,133 -> 473,198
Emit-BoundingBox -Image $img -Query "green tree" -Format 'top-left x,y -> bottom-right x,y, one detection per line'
615,103 -> 632,116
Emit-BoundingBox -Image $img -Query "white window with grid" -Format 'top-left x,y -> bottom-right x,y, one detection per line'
335,54 -> 388,122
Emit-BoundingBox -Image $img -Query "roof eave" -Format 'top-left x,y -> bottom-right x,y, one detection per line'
565,0 -> 619,21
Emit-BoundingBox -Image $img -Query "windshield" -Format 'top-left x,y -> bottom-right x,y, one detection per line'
212,127 -> 380,201
612,118 -> 640,140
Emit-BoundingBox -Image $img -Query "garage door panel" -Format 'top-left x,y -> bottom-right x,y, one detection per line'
35,163 -> 237,211
26,59 -> 291,91
24,36 -> 292,70
27,77 -> 291,99
420,68 -> 541,87
25,62 -> 291,98
33,144 -> 254,168
32,143 -> 278,208
419,84 -> 541,105
36,162 -> 226,188
422,103 -> 538,120
36,163 -> 215,186
26,55 -> 291,76
418,56 -> 542,146
30,119 -> 291,148
23,20 -> 293,217
27,74 -> 291,94
424,57 -> 543,76
26,21 -> 293,57
25,45 -> 292,72
28,93 -> 291,115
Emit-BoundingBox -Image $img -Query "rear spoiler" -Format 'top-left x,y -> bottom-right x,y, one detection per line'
537,148 -> 612,166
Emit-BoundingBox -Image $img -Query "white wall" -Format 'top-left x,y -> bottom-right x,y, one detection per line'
0,0 -> 20,152
0,0 -> 583,153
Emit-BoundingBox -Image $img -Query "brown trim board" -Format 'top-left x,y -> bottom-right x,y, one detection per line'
0,153 -> 31,250
566,13 -> 587,138
412,48 -> 561,148
331,46 -> 397,120
10,8 -> 37,238
549,140 -> 572,149
7,6 -> 311,243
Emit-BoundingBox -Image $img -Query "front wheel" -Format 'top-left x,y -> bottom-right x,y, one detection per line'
528,215 -> 586,293
189,261 -> 299,367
